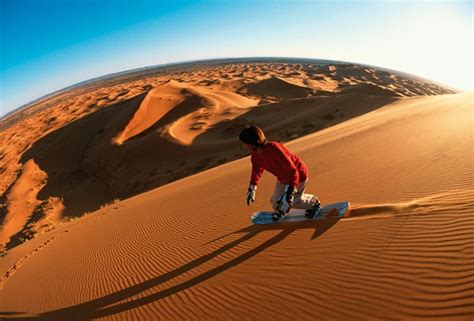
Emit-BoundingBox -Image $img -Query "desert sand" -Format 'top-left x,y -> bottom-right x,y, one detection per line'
0,60 -> 472,320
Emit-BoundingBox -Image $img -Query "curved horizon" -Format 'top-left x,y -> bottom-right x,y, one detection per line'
1,55 -> 465,119
1,0 -> 472,116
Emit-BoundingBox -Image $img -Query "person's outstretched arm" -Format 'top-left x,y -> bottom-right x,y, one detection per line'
247,154 -> 264,205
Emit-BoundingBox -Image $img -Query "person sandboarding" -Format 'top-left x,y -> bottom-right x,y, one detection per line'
239,125 -> 321,222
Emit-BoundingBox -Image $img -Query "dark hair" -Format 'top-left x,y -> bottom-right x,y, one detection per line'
239,125 -> 267,147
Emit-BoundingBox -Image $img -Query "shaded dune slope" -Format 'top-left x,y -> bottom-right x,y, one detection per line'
0,92 -> 472,320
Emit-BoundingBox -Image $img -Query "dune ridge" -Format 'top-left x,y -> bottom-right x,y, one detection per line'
114,79 -> 259,145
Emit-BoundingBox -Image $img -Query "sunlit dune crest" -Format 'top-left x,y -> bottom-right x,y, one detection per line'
1,59 -> 472,320
114,79 -> 259,146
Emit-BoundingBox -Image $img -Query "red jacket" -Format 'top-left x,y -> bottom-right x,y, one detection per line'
250,141 -> 308,187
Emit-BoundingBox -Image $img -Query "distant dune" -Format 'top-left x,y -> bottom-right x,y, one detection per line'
238,76 -> 314,101
1,58 -> 471,320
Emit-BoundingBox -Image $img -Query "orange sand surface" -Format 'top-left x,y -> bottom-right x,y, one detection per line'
1,85 -> 472,319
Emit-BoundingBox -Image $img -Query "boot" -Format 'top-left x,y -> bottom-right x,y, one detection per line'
272,211 -> 286,222
305,198 -> 321,219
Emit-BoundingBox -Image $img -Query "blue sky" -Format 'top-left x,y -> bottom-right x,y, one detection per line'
1,0 -> 472,116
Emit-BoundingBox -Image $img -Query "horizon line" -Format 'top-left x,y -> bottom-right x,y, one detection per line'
0,55 -> 462,120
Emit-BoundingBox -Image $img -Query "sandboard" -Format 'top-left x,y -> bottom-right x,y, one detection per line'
251,201 -> 350,225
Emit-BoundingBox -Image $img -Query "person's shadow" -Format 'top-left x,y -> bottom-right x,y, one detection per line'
1,217 -> 342,321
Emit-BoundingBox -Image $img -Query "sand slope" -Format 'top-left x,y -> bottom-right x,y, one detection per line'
0,92 -> 472,320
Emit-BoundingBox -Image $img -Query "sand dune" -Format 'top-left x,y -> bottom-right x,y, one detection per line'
114,79 -> 259,145
0,160 -> 46,250
0,90 -> 472,320
112,81 -> 257,147
113,80 -> 189,144
238,76 -> 314,102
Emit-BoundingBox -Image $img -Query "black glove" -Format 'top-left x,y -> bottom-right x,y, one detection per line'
285,185 -> 296,205
247,184 -> 257,206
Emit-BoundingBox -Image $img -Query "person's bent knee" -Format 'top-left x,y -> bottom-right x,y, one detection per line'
293,194 -> 302,206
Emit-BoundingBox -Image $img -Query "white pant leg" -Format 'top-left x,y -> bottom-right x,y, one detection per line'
270,180 -> 318,211
270,181 -> 286,210
293,180 -> 319,210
